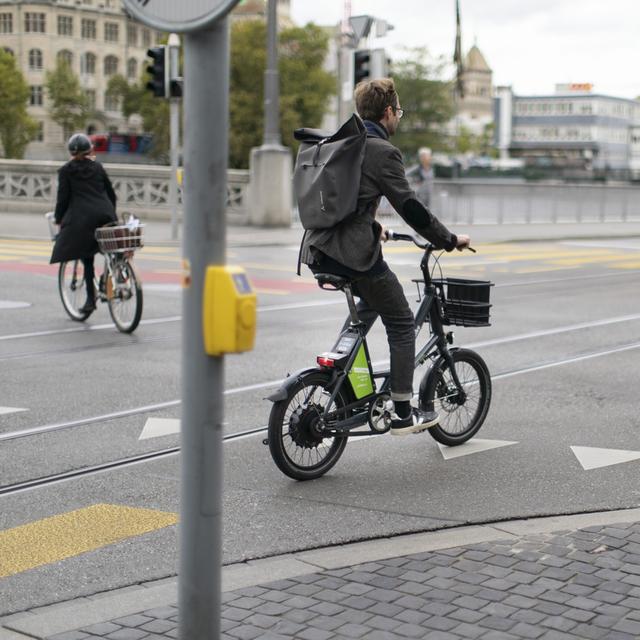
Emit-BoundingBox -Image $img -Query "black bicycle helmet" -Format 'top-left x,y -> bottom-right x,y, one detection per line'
67,133 -> 92,155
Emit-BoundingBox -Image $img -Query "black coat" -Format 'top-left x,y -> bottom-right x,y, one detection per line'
50,158 -> 117,263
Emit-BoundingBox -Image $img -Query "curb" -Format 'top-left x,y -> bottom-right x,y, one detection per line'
3,507 -> 640,639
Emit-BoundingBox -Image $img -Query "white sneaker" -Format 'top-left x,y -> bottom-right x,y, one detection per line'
389,408 -> 439,436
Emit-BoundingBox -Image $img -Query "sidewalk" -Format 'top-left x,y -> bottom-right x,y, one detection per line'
2,509 -> 640,640
2,211 -> 640,248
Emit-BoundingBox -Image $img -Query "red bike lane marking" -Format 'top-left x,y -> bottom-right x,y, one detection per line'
0,262 -> 318,293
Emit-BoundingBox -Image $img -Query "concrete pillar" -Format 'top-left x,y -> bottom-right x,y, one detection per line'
248,144 -> 292,227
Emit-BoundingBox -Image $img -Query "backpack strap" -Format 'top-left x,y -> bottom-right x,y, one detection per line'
296,229 -> 307,276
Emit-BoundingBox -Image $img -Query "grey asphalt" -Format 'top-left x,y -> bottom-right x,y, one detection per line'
3,213 -> 640,639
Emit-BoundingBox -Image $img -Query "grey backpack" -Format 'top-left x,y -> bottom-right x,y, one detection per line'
293,114 -> 367,230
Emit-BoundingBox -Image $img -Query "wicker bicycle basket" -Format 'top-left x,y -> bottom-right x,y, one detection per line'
433,278 -> 494,327
95,224 -> 144,253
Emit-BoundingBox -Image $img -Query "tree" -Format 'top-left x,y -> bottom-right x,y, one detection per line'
391,48 -> 454,161
230,20 -> 335,168
45,60 -> 90,140
0,49 -> 38,159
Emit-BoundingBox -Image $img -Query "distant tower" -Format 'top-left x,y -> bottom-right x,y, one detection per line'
456,44 -> 493,135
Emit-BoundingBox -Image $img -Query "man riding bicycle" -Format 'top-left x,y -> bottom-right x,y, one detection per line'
300,78 -> 470,436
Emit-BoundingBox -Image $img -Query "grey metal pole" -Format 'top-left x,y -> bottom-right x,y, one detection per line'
263,0 -> 280,145
168,33 -> 180,241
179,19 -> 228,640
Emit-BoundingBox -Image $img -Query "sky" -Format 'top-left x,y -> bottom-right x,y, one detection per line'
289,0 -> 640,99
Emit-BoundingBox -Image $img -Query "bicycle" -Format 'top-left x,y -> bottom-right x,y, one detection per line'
46,212 -> 144,334
265,231 -> 494,480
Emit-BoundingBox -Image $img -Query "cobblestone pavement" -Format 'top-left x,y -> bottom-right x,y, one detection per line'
44,521 -> 640,640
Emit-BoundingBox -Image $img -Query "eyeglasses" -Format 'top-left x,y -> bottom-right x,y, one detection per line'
391,105 -> 404,119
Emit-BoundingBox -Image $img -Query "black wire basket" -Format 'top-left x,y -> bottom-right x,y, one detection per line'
433,278 -> 494,327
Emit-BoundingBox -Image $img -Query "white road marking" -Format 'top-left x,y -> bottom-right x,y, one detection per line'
571,446 -> 640,471
0,406 -> 27,416
437,438 -> 518,460
0,301 -> 31,309
139,418 -> 180,440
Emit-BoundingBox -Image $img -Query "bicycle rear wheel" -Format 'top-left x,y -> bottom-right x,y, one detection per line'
419,348 -> 491,446
58,260 -> 90,321
268,370 -> 350,480
107,259 -> 143,333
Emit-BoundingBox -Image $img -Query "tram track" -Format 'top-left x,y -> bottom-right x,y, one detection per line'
3,338 -> 640,498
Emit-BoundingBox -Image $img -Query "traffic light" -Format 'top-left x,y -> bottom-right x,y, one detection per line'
354,49 -> 371,87
146,46 -> 169,98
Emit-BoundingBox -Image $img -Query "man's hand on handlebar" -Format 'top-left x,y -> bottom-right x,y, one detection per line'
455,234 -> 471,251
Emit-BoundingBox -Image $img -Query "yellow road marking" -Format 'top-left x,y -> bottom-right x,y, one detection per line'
256,288 -> 288,295
0,504 -> 177,578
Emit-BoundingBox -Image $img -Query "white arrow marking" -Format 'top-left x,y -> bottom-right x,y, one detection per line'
0,406 -> 27,416
139,418 -> 180,440
437,438 -> 518,460
571,446 -> 640,470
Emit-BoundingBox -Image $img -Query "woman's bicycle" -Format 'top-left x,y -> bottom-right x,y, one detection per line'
265,231 -> 494,480
46,212 -> 144,334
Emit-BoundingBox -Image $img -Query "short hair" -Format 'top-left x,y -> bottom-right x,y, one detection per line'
418,147 -> 432,158
354,78 -> 398,122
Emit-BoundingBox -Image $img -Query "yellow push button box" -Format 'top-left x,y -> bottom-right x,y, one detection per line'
202,265 -> 256,355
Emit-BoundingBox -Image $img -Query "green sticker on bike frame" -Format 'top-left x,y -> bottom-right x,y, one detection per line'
348,344 -> 374,399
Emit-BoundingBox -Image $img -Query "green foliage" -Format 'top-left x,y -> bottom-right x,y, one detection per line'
452,122 -> 497,157
230,20 -> 335,168
391,48 -> 454,160
0,49 -> 38,158
45,60 -> 90,138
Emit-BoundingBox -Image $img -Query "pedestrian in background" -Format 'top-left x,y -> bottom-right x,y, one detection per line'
50,133 -> 117,315
415,147 -> 434,208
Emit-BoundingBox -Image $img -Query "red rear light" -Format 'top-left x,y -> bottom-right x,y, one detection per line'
317,355 -> 335,368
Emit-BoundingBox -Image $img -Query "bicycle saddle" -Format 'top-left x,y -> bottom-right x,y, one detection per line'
314,273 -> 351,291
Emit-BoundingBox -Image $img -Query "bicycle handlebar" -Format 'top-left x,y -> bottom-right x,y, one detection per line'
386,229 -> 476,253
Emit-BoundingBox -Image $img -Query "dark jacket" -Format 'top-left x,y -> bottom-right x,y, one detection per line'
50,158 -> 117,263
300,120 -> 456,272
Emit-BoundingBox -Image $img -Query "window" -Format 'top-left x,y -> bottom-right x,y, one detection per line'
36,121 -> 44,142
28,49 -> 43,70
0,13 -> 12,33
57,15 -> 73,36
142,28 -> 151,48
127,58 -> 138,79
30,86 -> 43,106
57,50 -> 73,68
104,22 -> 118,42
105,93 -> 119,112
80,52 -> 96,74
127,24 -> 137,46
81,19 -> 96,39
104,55 -> 118,76
85,89 -> 96,109
25,13 -> 45,33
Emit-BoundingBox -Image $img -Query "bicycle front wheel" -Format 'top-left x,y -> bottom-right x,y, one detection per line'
419,348 -> 491,446
107,259 -> 143,333
58,260 -> 90,321
268,370 -> 350,481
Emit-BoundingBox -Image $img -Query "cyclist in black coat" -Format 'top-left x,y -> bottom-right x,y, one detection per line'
50,133 -> 117,314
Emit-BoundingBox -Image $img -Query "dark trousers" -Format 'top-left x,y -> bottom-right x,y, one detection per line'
343,268 -> 415,401
82,256 -> 95,302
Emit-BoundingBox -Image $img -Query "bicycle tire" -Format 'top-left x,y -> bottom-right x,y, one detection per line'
58,260 -> 91,322
268,370 -> 350,480
107,259 -> 143,333
419,348 -> 491,446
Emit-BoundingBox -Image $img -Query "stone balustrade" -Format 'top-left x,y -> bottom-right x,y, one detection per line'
0,159 -> 250,223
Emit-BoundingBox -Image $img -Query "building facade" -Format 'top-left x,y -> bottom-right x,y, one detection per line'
0,0 -> 162,158
455,44 -> 493,136
494,85 -> 640,172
